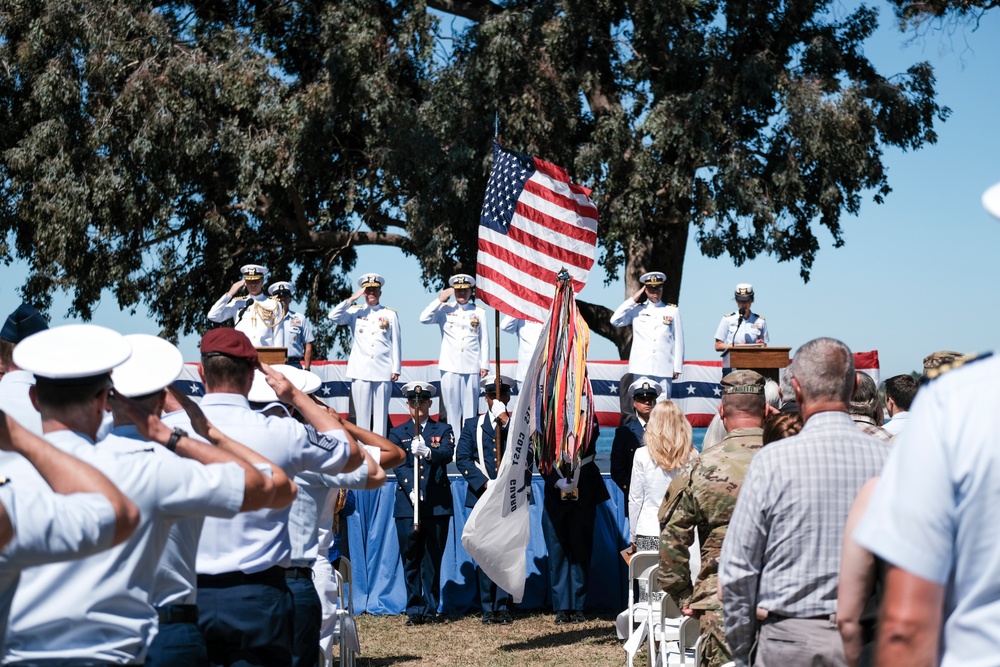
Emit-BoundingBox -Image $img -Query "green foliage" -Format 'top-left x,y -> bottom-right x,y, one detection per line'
0,0 -> 949,356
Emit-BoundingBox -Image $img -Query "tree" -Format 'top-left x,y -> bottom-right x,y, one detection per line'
0,0 -> 947,357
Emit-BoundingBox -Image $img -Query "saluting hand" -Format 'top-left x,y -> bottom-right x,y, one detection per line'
110,391 -> 172,445
228,280 -> 246,297
438,287 -> 454,303
261,363 -> 297,404
349,288 -> 365,302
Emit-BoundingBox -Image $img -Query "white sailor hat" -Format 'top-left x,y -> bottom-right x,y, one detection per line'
983,182 -> 1000,220
639,271 -> 666,286
241,264 -> 268,281
734,283 -> 754,301
248,364 -> 320,404
401,381 -> 436,399
14,324 -> 132,383
111,334 -> 184,398
268,281 -> 294,297
358,273 -> 385,289
628,377 -> 662,399
449,274 -> 476,289
481,374 -> 514,394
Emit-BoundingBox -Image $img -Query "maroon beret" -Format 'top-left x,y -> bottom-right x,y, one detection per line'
200,328 -> 259,363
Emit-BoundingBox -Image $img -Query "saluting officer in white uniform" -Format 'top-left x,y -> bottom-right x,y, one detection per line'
261,281 -> 316,370
420,274 -> 489,432
328,273 -> 402,437
207,264 -> 274,346
714,283 -> 769,351
3,326 -> 279,666
610,271 -> 685,401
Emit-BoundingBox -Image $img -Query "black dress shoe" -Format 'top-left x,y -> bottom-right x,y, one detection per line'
494,610 -> 513,625
482,611 -> 495,624
570,610 -> 586,623
554,611 -> 571,624
405,613 -> 424,626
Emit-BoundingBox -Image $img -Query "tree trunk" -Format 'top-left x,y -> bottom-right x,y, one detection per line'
578,219 -> 690,360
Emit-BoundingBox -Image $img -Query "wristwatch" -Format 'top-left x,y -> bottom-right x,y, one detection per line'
166,427 -> 188,452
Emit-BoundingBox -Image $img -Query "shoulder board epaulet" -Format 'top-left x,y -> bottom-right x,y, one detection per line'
757,314 -> 765,319
666,303 -> 677,308
0,476 -> 10,487
383,307 -> 396,313
726,312 -> 736,317
922,351 -> 993,385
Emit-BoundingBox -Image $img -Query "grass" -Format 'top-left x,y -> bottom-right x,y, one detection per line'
353,611 -> 645,667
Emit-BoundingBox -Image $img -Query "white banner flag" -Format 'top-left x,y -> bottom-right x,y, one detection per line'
460,316 -> 551,603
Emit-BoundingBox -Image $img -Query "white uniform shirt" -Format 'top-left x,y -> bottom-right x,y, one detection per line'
610,299 -> 685,377
627,447 -> 682,542
0,372 -> 41,436
854,356 -> 1000,667
5,429 -> 245,664
207,292 -> 273,346
714,312 -> 769,346
420,299 -> 489,374
261,310 -> 315,358
882,411 -> 909,436
0,483 -> 116,646
327,301 -> 401,381
163,393 -> 352,575
500,315 -> 544,383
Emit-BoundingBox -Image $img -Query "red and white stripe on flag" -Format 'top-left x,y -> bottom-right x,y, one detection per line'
476,142 -> 598,323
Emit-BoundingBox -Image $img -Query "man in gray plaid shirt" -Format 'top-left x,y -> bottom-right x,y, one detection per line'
719,337 -> 890,667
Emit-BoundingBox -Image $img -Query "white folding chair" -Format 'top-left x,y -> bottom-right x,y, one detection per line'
333,558 -> 359,667
623,551 -> 659,667
645,566 -> 685,667
655,611 -> 700,666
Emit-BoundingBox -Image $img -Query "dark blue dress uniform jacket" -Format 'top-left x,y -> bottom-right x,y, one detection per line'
390,418 -> 455,518
455,414 -> 506,509
609,418 -> 645,495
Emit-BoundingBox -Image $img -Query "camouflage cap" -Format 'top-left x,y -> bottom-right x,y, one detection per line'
720,369 -> 766,395
923,350 -> 965,372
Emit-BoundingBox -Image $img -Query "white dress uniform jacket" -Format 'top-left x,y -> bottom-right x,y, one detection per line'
499,315 -> 544,384
421,300 -> 489,374
327,302 -> 401,381
207,292 -> 272,346
0,372 -> 41,435
0,482 -> 117,646
714,312 -> 769,346
4,429 -> 245,664
610,298 -> 685,377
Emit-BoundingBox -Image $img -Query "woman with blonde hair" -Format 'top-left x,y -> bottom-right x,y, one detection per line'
628,400 -> 695,553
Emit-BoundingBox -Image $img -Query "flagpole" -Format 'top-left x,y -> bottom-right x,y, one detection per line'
494,309 -> 503,466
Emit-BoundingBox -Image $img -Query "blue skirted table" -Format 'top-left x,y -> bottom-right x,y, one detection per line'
346,475 -> 631,615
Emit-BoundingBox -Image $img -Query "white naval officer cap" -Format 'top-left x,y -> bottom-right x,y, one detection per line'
481,374 -> 514,394
639,271 -> 666,286
449,274 -> 476,289
268,281 -> 294,296
248,365 -> 322,404
358,273 -> 385,288
14,324 -> 132,384
628,376 -> 662,399
401,381 -> 436,399
983,182 -> 1000,220
734,283 -> 754,301
111,334 -> 184,398
241,264 -> 268,281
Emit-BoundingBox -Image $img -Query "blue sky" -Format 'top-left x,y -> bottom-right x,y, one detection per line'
2,3 -> 998,380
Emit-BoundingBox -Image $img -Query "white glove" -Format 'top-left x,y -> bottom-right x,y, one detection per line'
489,400 -> 507,421
555,478 -> 577,493
410,435 -> 431,459
409,488 -> 418,506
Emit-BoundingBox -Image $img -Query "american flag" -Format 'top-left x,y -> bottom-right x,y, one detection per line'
476,142 -> 599,323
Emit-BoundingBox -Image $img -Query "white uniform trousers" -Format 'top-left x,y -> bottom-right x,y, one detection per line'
352,379 -> 391,437
646,375 -> 674,403
440,371 -> 479,435
313,555 -> 339,665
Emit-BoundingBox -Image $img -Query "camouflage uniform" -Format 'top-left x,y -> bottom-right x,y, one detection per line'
657,426 -> 764,667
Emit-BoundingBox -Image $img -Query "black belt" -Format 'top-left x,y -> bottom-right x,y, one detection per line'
197,565 -> 286,588
156,604 -> 198,625
765,611 -> 836,623
287,356 -> 303,362
284,566 -> 314,580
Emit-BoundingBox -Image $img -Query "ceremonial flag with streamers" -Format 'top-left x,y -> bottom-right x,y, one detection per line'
476,142 -> 599,323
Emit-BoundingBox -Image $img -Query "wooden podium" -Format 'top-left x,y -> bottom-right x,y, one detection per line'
255,346 -> 288,365
722,346 -> 791,382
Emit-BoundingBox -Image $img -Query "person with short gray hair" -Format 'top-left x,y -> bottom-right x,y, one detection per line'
720,337 -> 889,667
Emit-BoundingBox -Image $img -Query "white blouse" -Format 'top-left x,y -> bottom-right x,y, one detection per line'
628,447 -> 682,542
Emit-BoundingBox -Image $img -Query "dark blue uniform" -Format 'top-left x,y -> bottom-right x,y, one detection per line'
456,414 -> 511,619
609,418 -> 645,495
390,418 -> 455,621
540,423 -> 610,617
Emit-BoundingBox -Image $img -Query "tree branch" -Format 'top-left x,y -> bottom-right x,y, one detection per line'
577,300 -> 630,359
426,0 -> 501,23
307,230 -> 411,250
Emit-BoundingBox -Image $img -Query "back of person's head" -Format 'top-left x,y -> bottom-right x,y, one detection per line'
202,354 -> 255,391
720,387 -> 766,418
779,370 -> 795,405
34,375 -> 113,410
763,380 -> 780,410
762,412 -> 804,445
642,400 -> 693,472
849,372 -> 882,423
789,337 -> 855,405
883,374 -> 918,412
200,328 -> 258,392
